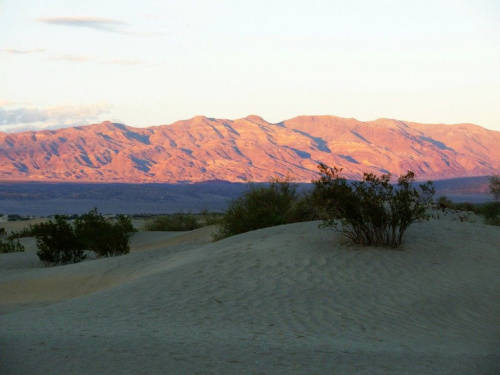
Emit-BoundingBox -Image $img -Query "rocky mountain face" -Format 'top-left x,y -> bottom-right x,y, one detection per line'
1,115 -> 499,182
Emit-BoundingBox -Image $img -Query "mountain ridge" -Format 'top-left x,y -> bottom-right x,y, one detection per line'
1,115 -> 499,183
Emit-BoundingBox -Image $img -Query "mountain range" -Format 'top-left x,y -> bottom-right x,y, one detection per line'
1,115 -> 499,183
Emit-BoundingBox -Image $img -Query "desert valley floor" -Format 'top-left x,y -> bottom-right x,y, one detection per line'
0,214 -> 499,374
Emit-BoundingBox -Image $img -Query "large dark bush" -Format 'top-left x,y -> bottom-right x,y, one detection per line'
74,209 -> 134,258
312,164 -> 434,248
35,215 -> 86,265
213,177 -> 315,240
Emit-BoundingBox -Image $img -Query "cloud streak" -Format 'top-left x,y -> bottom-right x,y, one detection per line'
105,59 -> 146,66
37,16 -> 129,33
3,48 -> 46,54
49,55 -> 147,65
0,103 -> 112,132
53,54 -> 92,63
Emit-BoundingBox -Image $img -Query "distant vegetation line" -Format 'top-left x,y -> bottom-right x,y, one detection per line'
0,177 -> 494,217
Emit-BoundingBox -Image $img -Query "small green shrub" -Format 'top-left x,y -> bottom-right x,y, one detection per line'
435,197 -> 480,214
213,177 -> 313,241
489,174 -> 500,201
6,225 -> 35,240
115,214 -> 137,233
0,236 -> 25,253
199,210 -> 223,226
436,196 -> 453,210
453,202 -> 480,214
284,191 -> 320,223
35,215 -> 86,266
144,213 -> 202,231
481,202 -> 500,226
312,164 -> 434,248
1,227 -> 25,253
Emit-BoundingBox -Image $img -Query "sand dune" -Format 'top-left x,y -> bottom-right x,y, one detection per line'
0,217 -> 499,374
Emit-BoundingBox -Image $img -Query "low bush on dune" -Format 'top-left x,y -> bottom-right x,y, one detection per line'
212,177 -> 318,241
489,174 -> 500,201
0,227 -> 25,254
199,209 -> 223,226
143,210 -> 223,231
0,239 -> 25,253
435,196 -> 480,214
35,215 -> 86,265
144,213 -> 203,231
481,202 -> 500,226
74,209 -> 135,258
312,164 -> 434,248
482,174 -> 500,226
34,209 -> 136,266
4,224 -> 38,240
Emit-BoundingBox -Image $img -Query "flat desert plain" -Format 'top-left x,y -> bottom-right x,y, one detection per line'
1,214 -> 499,374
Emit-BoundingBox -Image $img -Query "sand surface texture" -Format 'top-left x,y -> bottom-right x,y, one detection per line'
1,217 -> 499,374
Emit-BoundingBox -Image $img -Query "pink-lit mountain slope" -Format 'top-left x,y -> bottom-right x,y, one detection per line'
0,115 -> 499,183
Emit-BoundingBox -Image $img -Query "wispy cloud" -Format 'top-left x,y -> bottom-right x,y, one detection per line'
0,103 -> 112,132
3,48 -> 46,54
49,55 -> 148,65
105,59 -> 146,66
53,54 -> 92,63
37,16 -> 129,33
36,16 -> 161,37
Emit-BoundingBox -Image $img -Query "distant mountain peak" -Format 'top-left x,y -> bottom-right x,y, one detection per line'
242,115 -> 268,124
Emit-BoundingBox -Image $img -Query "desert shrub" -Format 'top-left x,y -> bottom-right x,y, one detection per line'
34,209 -> 135,265
453,202 -> 480,214
435,197 -> 480,214
312,164 -> 434,248
6,223 -> 44,240
480,202 -> 500,226
213,177 -> 314,241
489,174 -> 500,201
6,226 -> 29,240
199,209 -> 223,226
35,215 -> 86,266
144,213 -> 202,231
436,196 -> 453,210
74,209 -> 134,257
0,230 -> 25,253
115,214 -> 137,233
284,190 -> 320,223
0,240 -> 25,253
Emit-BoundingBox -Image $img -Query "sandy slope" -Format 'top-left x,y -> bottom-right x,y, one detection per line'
0,217 -> 499,374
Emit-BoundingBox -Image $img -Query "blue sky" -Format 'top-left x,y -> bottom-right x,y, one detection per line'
1,0 -> 499,132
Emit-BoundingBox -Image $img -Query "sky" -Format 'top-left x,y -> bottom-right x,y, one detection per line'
1,0 -> 499,133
